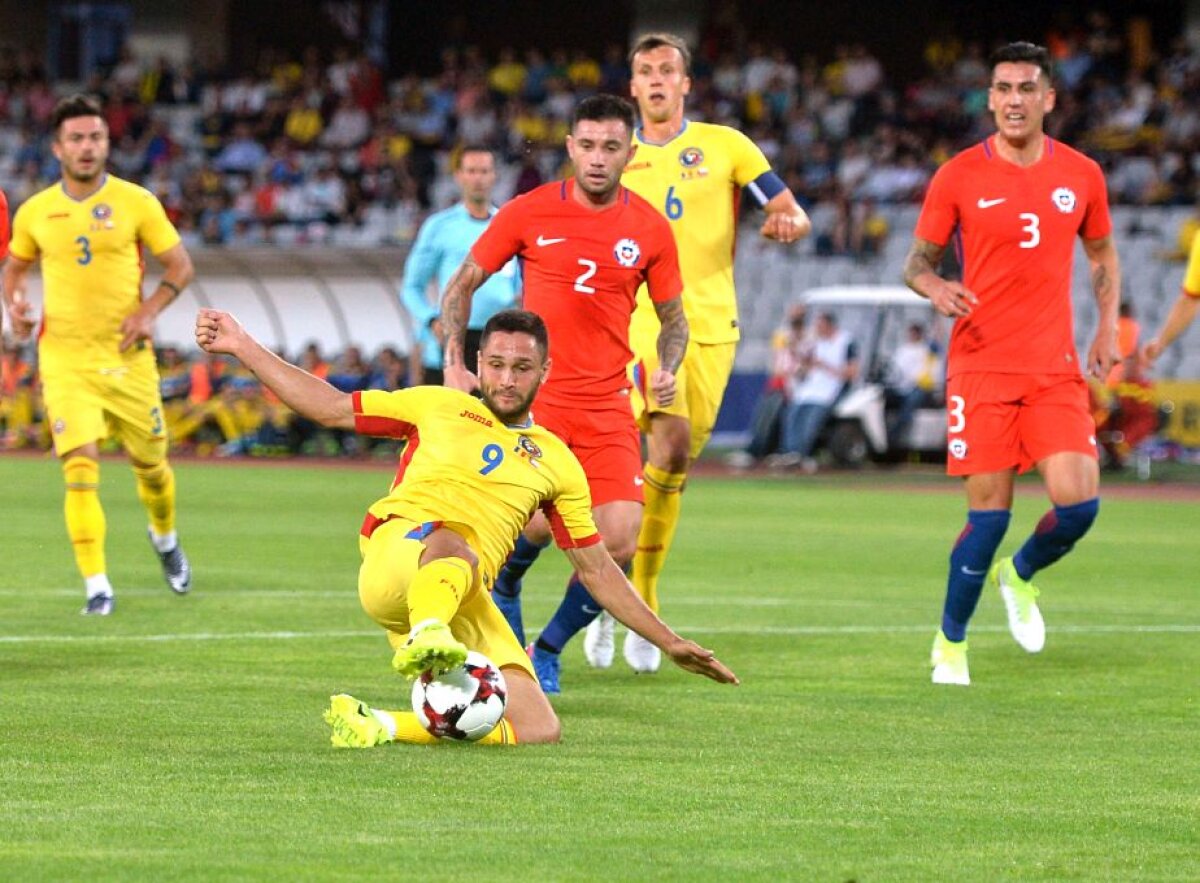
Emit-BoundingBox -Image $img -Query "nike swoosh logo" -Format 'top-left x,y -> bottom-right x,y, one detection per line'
977,198 -> 1006,209
581,604 -> 601,615
536,235 -> 567,246
961,566 -> 987,576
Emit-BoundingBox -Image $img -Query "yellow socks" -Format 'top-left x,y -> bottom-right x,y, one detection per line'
406,557 -> 474,626
380,709 -> 517,745
632,463 -> 686,613
62,456 -> 106,579
132,460 -> 176,536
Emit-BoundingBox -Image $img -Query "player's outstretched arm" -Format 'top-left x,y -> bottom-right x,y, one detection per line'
120,242 -> 195,352
903,236 -> 977,318
759,190 -> 812,243
439,254 -> 492,392
1,255 -> 37,342
1083,234 -> 1122,378
563,543 -> 739,686
1143,291 -> 1200,365
195,309 -> 355,430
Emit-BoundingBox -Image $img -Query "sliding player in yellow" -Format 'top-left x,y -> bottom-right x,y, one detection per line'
196,307 -> 738,746
2,95 -> 195,614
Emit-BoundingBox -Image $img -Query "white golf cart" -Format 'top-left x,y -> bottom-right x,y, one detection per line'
801,285 -> 947,466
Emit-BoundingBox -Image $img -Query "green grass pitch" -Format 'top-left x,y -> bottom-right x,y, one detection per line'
1,455 -> 1197,880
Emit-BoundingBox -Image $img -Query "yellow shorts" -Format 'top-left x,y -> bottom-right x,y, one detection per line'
357,517 -> 534,678
40,352 -> 168,462
629,324 -> 737,460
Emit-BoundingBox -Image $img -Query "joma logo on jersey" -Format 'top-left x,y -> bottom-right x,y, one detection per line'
613,238 -> 641,267
459,409 -> 494,428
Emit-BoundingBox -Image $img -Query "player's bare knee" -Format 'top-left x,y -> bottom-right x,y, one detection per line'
604,533 -> 637,567
513,712 -> 562,744
420,527 -> 479,571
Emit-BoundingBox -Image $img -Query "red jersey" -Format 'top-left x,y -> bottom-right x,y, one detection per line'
915,136 -> 1112,378
471,179 -> 682,405
0,189 -> 9,261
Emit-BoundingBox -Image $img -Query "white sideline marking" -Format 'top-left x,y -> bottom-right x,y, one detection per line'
0,588 -> 892,608
1,623 -> 1197,645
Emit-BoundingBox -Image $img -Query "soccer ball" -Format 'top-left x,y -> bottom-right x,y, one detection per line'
411,651 -> 508,741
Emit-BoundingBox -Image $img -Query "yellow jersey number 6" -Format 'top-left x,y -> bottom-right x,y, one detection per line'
665,186 -> 683,220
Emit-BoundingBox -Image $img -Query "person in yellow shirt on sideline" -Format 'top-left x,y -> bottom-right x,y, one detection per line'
1,94 -> 195,615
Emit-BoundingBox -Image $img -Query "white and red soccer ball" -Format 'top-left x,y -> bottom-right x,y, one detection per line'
411,651 -> 508,741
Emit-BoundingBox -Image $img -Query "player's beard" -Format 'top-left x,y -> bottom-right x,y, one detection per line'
577,170 -> 619,199
65,157 -> 104,184
481,384 -> 536,425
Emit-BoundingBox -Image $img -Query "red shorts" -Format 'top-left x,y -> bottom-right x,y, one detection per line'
535,397 -> 644,506
944,372 -> 1098,476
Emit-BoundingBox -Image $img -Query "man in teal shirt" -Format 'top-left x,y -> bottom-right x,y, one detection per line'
400,146 -> 521,384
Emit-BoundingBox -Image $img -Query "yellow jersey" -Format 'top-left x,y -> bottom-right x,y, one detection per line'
354,386 -> 601,582
622,121 -> 772,344
9,174 -> 181,370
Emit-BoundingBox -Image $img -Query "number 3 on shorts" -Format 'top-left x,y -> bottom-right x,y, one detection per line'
947,395 -> 966,433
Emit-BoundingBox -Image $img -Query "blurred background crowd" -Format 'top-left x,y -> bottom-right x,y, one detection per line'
1,7 -> 1198,250
2,2 -> 1200,459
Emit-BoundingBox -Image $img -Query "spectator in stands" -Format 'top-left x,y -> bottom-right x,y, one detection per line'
885,322 -> 939,447
769,311 -> 859,472
727,302 -> 811,467
321,94 -> 371,150
816,192 -> 890,258
214,122 -> 267,174
367,346 -> 407,391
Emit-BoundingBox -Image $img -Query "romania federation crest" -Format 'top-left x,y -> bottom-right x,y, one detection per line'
91,203 -> 113,221
678,147 -> 704,167
613,238 -> 641,267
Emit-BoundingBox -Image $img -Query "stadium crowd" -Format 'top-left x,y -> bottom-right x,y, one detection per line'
2,9 -> 1199,455
1,8 -> 1198,248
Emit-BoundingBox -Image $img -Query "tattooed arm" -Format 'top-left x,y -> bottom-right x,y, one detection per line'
438,255 -> 493,391
649,295 -> 689,407
1082,234 -> 1121,379
903,236 -> 977,319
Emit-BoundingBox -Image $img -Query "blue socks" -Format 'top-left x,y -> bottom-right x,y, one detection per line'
941,509 -> 1011,642
537,574 -> 604,654
1013,498 -> 1099,580
537,562 -> 631,654
494,534 -> 548,598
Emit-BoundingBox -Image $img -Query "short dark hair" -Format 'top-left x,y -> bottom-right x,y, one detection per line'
480,309 -> 549,359
570,94 -> 636,134
454,144 -> 494,170
51,94 -> 105,136
629,33 -> 692,75
990,42 -> 1053,83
